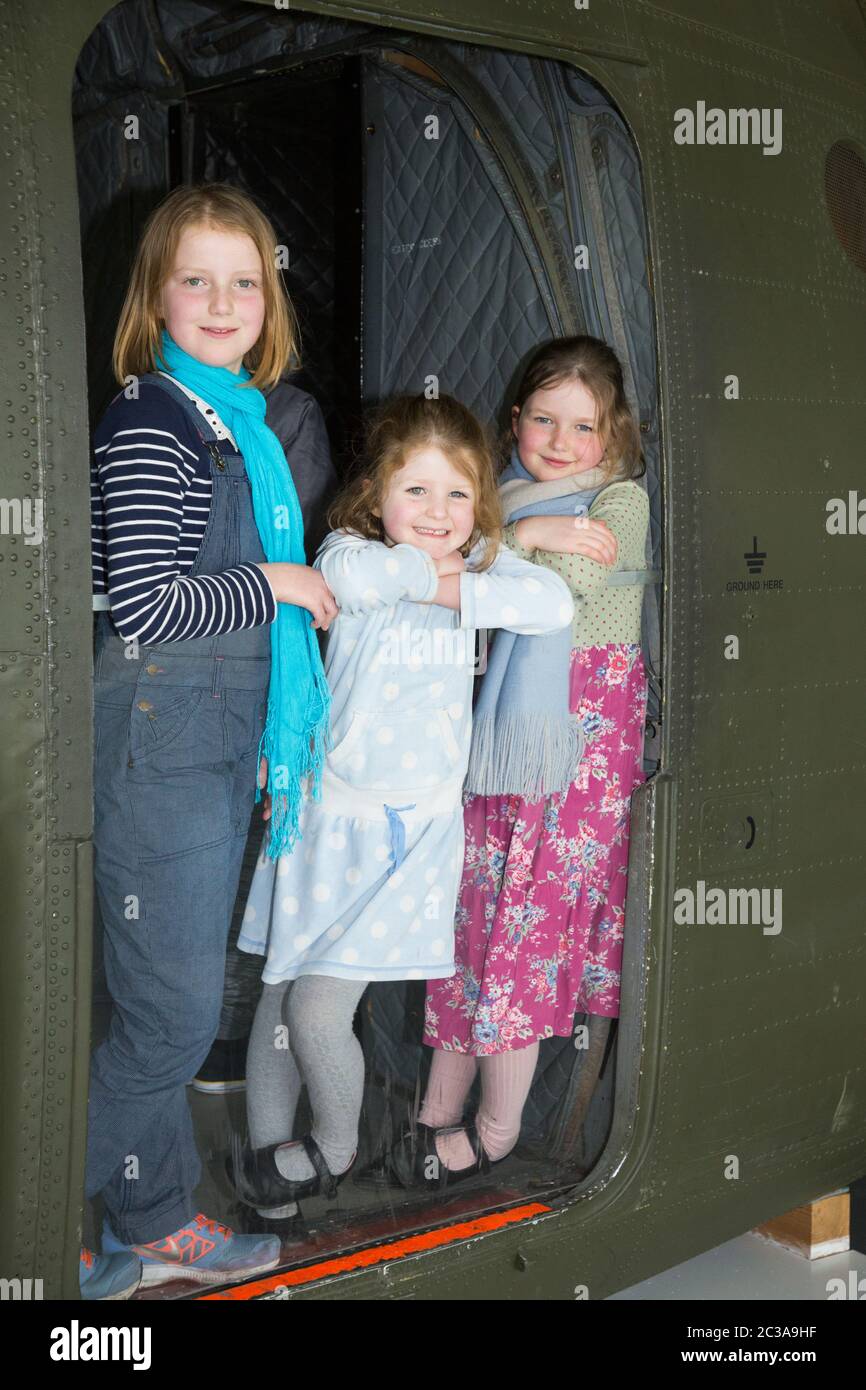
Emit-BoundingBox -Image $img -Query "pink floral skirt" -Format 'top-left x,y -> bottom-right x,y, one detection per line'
423,643 -> 647,1055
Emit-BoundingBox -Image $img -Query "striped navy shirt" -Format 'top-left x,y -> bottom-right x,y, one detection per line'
91,381 -> 278,644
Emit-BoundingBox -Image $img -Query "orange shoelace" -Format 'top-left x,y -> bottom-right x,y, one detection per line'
135,1213 -> 234,1264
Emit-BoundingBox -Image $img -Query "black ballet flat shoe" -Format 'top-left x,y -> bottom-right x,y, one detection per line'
353,1123 -> 440,1190
355,1122 -> 496,1192
226,1135 -> 354,1207
430,1122 -> 497,1189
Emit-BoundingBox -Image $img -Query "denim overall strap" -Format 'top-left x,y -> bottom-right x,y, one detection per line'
94,371 -> 270,690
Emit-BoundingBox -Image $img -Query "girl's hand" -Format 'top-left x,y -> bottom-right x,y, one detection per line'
258,756 -> 272,821
518,515 -> 619,566
256,563 -> 339,630
435,549 -> 467,578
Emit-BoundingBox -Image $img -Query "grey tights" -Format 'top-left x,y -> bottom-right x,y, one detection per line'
246,975 -> 367,1207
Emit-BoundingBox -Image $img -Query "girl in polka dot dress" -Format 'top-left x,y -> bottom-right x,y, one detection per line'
230,392 -> 574,1208
394,337 -> 651,1185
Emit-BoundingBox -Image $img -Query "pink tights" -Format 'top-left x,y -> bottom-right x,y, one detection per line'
418,1043 -> 539,1170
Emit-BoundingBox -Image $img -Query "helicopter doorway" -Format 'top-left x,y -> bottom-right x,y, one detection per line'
75,0 -> 661,1298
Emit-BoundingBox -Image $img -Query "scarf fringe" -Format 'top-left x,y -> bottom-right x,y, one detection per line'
258,661 -> 332,860
465,711 -> 584,802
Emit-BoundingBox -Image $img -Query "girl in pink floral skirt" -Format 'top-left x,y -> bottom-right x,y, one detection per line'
398,336 -> 650,1183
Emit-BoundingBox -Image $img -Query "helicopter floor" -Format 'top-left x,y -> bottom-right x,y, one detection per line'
83,1000 -> 583,1300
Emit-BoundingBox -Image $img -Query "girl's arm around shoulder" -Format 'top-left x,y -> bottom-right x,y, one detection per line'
313,530 -> 440,615
458,538 -> 574,635
501,481 -> 649,601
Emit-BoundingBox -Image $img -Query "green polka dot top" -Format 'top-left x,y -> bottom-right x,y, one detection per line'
502,480 -> 650,649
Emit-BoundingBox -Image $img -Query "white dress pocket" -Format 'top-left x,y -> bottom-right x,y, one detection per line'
327,706 -> 462,793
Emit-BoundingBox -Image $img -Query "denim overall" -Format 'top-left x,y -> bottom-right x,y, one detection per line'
85,372 -> 272,1244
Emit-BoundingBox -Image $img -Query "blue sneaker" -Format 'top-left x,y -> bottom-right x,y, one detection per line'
79,1246 -> 141,1300
102,1212 -> 281,1287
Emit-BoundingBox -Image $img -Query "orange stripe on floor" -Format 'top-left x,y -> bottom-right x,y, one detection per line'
198,1202 -> 552,1299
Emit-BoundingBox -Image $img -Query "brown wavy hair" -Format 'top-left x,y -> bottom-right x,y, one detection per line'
111,182 -> 301,391
328,394 -> 501,571
501,335 -> 644,481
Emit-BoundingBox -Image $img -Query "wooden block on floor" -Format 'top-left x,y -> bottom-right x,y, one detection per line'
752,1190 -> 850,1258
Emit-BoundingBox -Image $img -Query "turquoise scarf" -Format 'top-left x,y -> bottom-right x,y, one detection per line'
154,328 -> 331,859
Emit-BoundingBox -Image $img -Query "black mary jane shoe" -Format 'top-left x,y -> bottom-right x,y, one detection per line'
430,1121 -> 496,1188
226,1135 -> 353,1208
356,1121 -> 494,1192
353,1123 -> 439,1190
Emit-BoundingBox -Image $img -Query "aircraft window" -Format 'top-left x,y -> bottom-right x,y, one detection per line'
77,0 -> 661,1298
824,140 -> 866,274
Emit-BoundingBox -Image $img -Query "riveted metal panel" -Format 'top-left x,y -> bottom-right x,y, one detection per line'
0,0 -> 104,1300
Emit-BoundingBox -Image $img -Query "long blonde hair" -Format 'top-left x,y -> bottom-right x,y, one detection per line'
328,394 -> 502,572
112,182 -> 301,391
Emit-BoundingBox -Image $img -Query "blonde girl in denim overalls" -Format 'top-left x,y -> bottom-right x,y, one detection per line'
83,183 -> 335,1297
